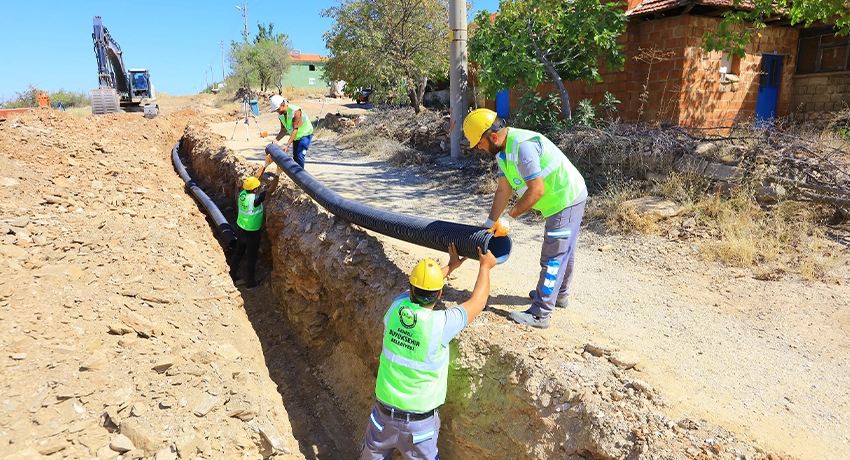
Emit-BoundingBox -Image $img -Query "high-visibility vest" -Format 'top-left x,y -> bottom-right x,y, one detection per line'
497,128 -> 586,217
375,294 -> 450,413
236,190 -> 263,231
278,104 -> 314,141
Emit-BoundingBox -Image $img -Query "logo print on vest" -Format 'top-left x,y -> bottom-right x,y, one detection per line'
513,178 -> 522,185
398,306 -> 417,329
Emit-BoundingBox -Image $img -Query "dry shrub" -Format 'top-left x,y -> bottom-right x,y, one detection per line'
585,172 -> 654,233
693,189 -> 843,278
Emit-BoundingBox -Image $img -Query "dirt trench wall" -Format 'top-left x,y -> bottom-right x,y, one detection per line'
180,124 -> 778,460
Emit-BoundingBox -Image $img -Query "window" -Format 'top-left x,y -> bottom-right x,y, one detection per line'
309,64 -> 316,71
309,78 -> 316,86
796,28 -> 850,74
720,52 -> 741,81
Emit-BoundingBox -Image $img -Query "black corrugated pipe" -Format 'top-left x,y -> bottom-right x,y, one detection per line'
265,144 -> 512,263
172,142 -> 238,250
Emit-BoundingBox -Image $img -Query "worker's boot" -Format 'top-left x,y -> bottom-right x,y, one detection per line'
510,310 -> 550,329
528,290 -> 569,308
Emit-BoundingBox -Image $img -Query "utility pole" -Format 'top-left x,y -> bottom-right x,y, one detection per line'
217,41 -> 226,83
209,62 -> 215,85
205,70 -> 209,90
235,4 -> 248,44
449,0 -> 469,158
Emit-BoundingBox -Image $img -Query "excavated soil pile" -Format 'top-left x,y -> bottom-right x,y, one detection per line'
0,107 -> 305,460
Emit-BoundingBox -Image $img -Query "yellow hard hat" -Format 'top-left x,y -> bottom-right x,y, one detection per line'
409,258 -> 444,291
243,176 -> 261,191
463,108 -> 498,146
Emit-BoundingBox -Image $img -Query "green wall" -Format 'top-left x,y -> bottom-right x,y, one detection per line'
281,62 -> 328,90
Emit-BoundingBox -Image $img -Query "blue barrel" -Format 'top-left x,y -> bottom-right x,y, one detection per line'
250,100 -> 260,116
495,89 -> 510,118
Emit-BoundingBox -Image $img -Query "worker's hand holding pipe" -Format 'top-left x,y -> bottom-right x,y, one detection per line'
486,215 -> 514,237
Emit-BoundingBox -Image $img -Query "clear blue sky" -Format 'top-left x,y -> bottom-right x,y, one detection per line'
0,0 -> 500,100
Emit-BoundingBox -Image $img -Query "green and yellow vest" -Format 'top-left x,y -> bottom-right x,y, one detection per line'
375,294 -> 450,413
278,104 -> 314,141
498,128 -> 586,217
237,190 -> 263,231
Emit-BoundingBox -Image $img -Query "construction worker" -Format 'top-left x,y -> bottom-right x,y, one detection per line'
269,94 -> 313,168
230,158 -> 278,290
361,243 -> 497,459
462,108 -> 587,329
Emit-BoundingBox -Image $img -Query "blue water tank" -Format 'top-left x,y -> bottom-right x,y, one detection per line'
495,90 -> 510,118
250,100 -> 260,116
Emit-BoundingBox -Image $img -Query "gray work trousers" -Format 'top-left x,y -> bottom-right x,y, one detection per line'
528,199 -> 586,318
359,402 -> 440,460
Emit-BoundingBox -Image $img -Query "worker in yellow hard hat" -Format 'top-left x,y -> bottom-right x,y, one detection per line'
229,157 -> 279,290
462,108 -> 588,330
360,243 -> 497,459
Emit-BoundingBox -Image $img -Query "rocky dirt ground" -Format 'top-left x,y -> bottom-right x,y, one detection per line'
0,96 -> 310,460
1,92 -> 848,460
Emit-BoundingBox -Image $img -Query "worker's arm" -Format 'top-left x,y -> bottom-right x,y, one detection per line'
274,117 -> 288,143
284,110 -> 303,151
441,243 -> 467,279
252,161 -> 268,179
485,176 -> 513,225
506,176 -> 544,219
267,172 -> 280,194
459,248 -> 497,322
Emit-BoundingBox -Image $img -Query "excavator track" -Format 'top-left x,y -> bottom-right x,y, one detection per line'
90,88 -> 120,115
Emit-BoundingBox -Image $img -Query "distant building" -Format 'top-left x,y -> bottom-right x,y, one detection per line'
281,51 -> 329,91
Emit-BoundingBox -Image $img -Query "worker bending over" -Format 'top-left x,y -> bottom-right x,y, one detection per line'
269,95 -> 313,168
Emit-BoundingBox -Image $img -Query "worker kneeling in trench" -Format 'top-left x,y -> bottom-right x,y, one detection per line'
360,243 -> 497,459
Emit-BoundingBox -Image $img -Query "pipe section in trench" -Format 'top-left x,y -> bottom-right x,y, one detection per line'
265,144 -> 512,263
172,141 -> 238,250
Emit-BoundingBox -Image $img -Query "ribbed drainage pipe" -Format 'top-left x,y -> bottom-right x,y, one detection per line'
172,142 -> 238,250
266,144 -> 512,263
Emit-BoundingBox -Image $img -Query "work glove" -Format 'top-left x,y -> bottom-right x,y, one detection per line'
265,154 -> 272,165
486,215 -> 514,237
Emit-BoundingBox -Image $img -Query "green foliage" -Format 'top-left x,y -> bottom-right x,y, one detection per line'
703,0 -> 850,57
574,99 -> 597,126
321,0 -> 450,113
1,85 -> 88,109
50,89 -> 89,108
511,88 -> 564,130
599,91 -> 620,119
469,0 -> 626,119
228,23 -> 292,93
1,85 -> 39,108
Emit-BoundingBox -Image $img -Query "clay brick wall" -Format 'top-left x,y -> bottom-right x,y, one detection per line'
791,72 -> 850,122
491,14 -> 800,128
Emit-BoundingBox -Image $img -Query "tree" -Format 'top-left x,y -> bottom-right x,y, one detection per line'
468,0 -> 626,120
253,23 -> 292,93
704,0 -> 850,57
228,23 -> 292,93
321,0 -> 450,113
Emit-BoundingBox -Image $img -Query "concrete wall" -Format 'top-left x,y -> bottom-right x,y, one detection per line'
791,71 -> 850,121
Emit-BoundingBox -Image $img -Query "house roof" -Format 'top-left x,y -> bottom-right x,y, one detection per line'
289,52 -> 327,63
626,0 -> 752,17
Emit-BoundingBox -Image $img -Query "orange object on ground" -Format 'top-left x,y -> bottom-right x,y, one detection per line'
260,131 -> 268,138
37,92 -> 50,108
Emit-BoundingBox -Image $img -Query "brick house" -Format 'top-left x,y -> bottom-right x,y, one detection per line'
485,1 -> 850,127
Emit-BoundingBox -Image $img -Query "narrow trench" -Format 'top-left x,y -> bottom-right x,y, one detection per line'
178,147 -> 360,459
236,257 -> 360,459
